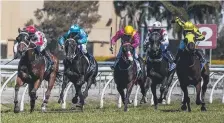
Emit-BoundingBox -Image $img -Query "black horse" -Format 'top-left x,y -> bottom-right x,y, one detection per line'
114,42 -> 149,112
176,32 -> 209,112
145,32 -> 175,109
58,38 -> 98,110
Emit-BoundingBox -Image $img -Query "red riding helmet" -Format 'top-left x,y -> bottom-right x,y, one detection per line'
25,26 -> 36,34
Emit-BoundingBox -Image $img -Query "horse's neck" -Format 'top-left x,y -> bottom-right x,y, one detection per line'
118,57 -> 133,69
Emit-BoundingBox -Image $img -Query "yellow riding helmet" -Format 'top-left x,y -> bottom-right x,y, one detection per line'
183,21 -> 194,31
124,25 -> 134,35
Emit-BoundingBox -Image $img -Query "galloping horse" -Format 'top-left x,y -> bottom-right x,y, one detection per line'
114,42 -> 149,112
58,38 -> 98,111
14,29 -> 59,113
176,32 -> 209,112
145,31 -> 175,109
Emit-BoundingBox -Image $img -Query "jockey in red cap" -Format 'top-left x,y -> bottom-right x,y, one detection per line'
14,25 -> 54,71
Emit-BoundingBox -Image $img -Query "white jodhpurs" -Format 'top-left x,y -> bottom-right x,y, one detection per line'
14,42 -> 18,54
78,44 -> 87,54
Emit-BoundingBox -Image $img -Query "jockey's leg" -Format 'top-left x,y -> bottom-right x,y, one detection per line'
110,47 -> 122,70
41,50 -> 54,71
133,48 -> 141,72
13,42 -> 19,59
80,44 -> 93,64
161,43 -> 176,71
174,40 -> 185,63
163,50 -> 176,71
195,49 -> 206,64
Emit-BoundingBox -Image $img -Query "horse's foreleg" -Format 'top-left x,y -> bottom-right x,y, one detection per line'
158,77 -> 167,104
124,82 -> 134,112
42,73 -> 56,112
117,86 -> 125,105
14,77 -> 24,113
75,84 -> 84,111
195,81 -> 202,105
180,85 -> 191,112
201,73 -> 209,111
58,75 -> 69,104
83,77 -> 95,99
151,82 -> 158,110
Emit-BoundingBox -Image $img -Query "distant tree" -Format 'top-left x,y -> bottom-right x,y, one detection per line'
25,1 -> 101,55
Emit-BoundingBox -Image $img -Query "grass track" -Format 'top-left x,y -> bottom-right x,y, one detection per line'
1,100 -> 224,123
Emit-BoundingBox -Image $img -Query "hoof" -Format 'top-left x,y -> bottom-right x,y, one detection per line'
58,99 -> 62,104
196,100 -> 201,105
201,107 -> 207,112
72,97 -> 78,104
140,97 -> 147,104
181,104 -> 187,111
30,109 -> 34,113
14,107 -> 20,113
154,105 -> 158,110
157,99 -> 163,103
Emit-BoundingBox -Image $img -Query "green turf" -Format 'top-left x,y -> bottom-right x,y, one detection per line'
1,100 -> 224,123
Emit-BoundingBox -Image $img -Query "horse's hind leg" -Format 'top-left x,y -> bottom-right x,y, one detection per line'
14,77 -> 24,113
139,78 -> 150,104
124,82 -> 134,112
58,75 -> 69,104
180,85 -> 191,112
162,72 -> 175,103
42,73 -> 56,112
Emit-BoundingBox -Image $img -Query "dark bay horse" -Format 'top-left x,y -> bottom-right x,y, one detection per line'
176,32 -> 209,112
14,30 -> 59,113
114,42 -> 149,112
145,32 -> 175,109
58,38 -> 98,111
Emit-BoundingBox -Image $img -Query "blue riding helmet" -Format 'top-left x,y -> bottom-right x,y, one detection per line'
69,24 -> 80,33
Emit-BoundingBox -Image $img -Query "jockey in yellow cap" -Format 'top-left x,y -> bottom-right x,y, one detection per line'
173,17 -> 206,66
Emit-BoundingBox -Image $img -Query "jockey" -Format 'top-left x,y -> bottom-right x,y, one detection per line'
110,25 -> 141,70
144,21 -> 176,71
173,17 -> 206,65
14,26 -> 54,71
58,24 -> 93,64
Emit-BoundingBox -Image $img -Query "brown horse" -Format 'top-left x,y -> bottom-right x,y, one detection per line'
13,30 -> 59,113
176,32 -> 210,112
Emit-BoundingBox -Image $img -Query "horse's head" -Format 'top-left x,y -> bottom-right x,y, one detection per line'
147,32 -> 162,58
16,30 -> 36,55
65,38 -> 78,60
121,42 -> 134,62
184,32 -> 196,54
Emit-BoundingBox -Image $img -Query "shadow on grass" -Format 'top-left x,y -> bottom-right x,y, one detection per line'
160,109 -> 181,112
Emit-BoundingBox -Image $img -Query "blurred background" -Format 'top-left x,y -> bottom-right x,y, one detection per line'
1,1 -> 224,62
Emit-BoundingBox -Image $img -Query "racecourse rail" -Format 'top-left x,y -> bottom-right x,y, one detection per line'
1,63 -> 224,111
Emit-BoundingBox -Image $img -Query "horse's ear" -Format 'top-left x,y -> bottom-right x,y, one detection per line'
18,28 -> 21,33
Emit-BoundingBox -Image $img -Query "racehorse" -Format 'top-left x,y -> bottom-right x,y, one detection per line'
114,42 -> 149,112
145,31 -> 175,109
58,38 -> 98,111
176,32 -> 209,112
14,29 -> 59,113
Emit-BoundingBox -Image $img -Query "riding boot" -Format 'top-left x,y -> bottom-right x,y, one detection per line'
164,51 -> 176,71
42,50 -> 54,72
195,49 -> 206,67
85,52 -> 93,65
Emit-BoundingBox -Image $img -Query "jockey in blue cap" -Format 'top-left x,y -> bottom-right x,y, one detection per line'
58,24 -> 93,64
